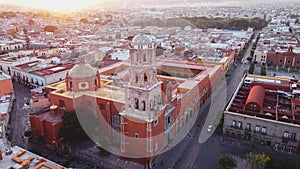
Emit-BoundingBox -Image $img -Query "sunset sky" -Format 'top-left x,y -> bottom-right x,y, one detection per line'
0,0 -> 104,12
1,0 -> 299,12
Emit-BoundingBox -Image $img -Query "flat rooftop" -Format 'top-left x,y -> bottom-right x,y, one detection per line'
0,94 -> 11,117
30,64 -> 74,76
0,146 -> 68,169
31,110 -> 64,125
227,75 -> 300,126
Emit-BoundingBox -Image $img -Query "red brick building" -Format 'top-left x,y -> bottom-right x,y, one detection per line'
267,46 -> 300,67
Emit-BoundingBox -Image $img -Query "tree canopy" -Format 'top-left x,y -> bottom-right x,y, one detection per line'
134,17 -> 267,30
58,111 -> 87,141
246,152 -> 271,169
219,154 -> 237,169
185,17 -> 267,30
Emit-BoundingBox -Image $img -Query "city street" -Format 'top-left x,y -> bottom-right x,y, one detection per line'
152,32 -> 257,169
8,82 -> 31,147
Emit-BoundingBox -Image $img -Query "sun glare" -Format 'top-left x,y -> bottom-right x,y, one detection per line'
10,0 -> 99,13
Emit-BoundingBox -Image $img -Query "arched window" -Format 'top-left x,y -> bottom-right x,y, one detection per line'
150,100 -> 154,110
135,74 -> 138,83
144,73 -> 148,82
135,55 -> 138,63
142,101 -> 146,111
134,98 -> 139,109
70,81 -> 73,89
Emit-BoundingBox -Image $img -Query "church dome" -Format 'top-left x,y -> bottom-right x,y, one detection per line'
132,34 -> 152,45
69,63 -> 96,79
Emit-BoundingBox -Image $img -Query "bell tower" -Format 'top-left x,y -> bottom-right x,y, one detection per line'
125,34 -> 162,117
120,34 -> 164,157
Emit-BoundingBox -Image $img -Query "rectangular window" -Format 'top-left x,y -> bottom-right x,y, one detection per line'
246,123 -> 251,131
99,103 -> 106,111
255,125 -> 260,132
283,131 -> 289,138
291,133 -> 296,140
232,120 -> 236,127
237,122 -> 242,129
261,127 -> 267,134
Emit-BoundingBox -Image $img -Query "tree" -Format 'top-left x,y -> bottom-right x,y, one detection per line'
219,154 -> 237,169
58,111 -> 87,141
246,152 -> 257,169
249,63 -> 255,74
24,130 -> 32,137
246,152 -> 271,169
255,153 -> 271,169
225,71 -> 231,77
23,28 -> 30,49
260,65 -> 266,76
44,25 -> 57,32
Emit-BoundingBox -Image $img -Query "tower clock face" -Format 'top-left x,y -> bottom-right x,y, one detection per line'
79,82 -> 89,89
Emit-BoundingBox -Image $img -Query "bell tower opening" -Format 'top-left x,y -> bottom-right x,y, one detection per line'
134,98 -> 139,109
144,73 -> 148,82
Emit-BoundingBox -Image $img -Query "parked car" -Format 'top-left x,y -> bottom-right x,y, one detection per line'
207,125 -> 212,132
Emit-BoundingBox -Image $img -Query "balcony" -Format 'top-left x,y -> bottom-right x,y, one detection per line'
282,136 -> 297,143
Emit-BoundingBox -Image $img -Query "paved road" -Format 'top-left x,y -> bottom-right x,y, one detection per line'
152,32 -> 258,169
8,82 -> 31,147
